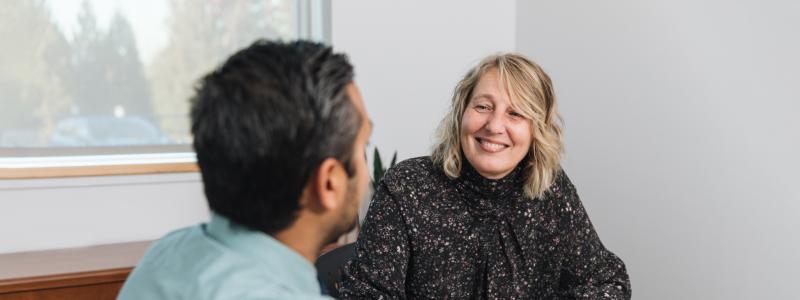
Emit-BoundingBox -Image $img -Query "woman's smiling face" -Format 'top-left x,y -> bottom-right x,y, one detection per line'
460,68 -> 532,179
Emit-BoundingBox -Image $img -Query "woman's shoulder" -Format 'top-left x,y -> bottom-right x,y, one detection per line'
551,168 -> 575,195
383,156 -> 438,181
380,156 -> 445,192
542,168 -> 585,214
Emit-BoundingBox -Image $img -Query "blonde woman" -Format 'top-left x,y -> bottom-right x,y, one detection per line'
340,54 -> 630,299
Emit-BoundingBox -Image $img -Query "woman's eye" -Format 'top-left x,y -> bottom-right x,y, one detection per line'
509,111 -> 523,118
475,105 -> 490,112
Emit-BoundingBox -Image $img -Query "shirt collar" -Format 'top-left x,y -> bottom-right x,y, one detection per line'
205,213 -> 320,293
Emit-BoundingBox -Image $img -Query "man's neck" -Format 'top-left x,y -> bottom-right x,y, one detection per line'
271,223 -> 325,264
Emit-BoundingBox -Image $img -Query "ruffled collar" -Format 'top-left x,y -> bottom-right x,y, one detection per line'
455,159 -> 527,218
457,159 -> 526,197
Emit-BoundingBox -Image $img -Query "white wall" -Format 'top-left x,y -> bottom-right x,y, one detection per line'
517,1 -> 800,299
331,0 -> 516,160
0,173 -> 208,254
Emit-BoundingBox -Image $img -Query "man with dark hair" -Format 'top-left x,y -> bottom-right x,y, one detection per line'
118,40 -> 371,299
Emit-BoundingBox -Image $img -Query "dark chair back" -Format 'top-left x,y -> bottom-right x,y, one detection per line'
316,242 -> 355,299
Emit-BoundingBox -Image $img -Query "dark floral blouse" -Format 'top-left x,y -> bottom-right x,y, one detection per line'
340,157 -> 630,299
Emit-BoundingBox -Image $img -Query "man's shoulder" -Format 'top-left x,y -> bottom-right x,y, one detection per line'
121,263 -> 327,300
119,225 -> 262,298
120,224 -> 330,299
120,274 -> 327,300
136,224 -> 215,268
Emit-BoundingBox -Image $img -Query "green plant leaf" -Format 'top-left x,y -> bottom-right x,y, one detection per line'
369,148 -> 398,191
372,148 -> 383,190
390,151 -> 398,168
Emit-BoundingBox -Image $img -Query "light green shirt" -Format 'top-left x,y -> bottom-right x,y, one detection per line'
118,214 -> 331,300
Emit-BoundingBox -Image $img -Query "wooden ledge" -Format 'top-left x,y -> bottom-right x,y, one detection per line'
0,268 -> 133,294
0,241 -> 151,294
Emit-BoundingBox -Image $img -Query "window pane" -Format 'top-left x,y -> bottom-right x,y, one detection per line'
0,0 -> 298,154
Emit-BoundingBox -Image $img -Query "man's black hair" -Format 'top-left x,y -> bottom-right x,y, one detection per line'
190,40 -> 360,234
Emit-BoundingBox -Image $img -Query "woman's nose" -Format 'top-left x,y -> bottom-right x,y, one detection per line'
483,113 -> 505,134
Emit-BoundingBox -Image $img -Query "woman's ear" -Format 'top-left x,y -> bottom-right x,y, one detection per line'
310,158 -> 348,212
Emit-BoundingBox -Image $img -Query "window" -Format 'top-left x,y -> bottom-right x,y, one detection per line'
0,0 -> 329,177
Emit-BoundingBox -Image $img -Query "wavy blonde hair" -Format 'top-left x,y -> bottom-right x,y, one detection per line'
431,53 -> 564,199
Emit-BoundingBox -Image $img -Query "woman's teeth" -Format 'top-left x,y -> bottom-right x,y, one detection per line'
478,138 -> 507,152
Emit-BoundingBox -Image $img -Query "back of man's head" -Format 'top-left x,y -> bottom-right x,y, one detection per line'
190,40 -> 360,235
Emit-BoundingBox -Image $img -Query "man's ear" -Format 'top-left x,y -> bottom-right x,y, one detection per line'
311,158 -> 348,212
